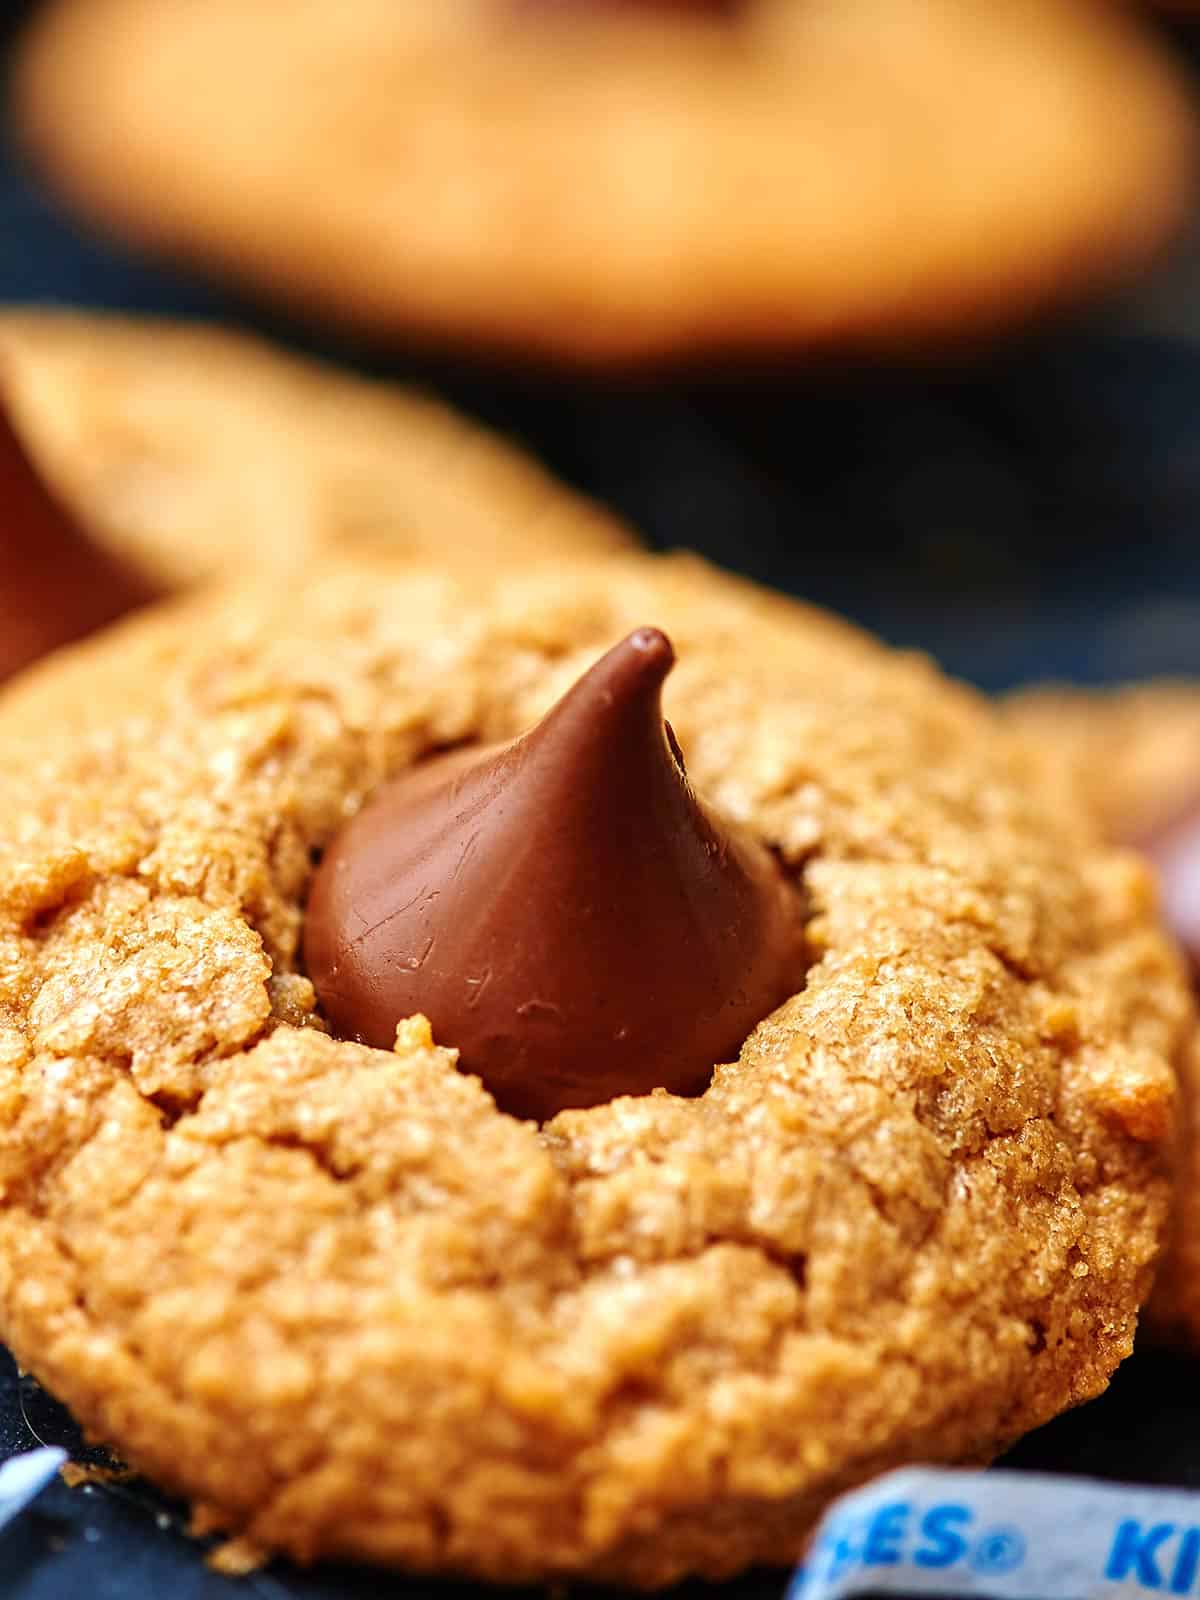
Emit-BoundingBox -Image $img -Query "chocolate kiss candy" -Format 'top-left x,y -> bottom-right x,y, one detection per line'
305,627 -> 807,1120
0,405 -> 159,684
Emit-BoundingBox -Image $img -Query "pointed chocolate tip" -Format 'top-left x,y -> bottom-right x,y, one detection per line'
304,628 -> 808,1121
567,624 -> 674,703
520,626 -> 679,801
627,625 -> 674,665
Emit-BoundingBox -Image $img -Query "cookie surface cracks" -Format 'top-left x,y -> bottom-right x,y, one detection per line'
0,554 -> 1189,1584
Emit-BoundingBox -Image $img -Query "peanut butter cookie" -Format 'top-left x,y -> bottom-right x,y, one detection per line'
0,310 -> 632,590
1006,680 -> 1200,1350
1005,682 -> 1200,850
0,554 -> 1190,1585
12,0 -> 1196,366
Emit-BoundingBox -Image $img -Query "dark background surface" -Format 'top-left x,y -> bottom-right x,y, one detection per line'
3,3 -> 1200,1596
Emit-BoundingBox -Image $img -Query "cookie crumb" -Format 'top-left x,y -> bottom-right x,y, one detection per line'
267,972 -> 323,1029
60,1461 -> 133,1488
207,1534 -> 268,1575
1083,1048 -> 1175,1142
1038,994 -> 1080,1045
394,1013 -> 435,1054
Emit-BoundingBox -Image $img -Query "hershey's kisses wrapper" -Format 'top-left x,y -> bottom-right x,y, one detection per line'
790,1466 -> 1200,1599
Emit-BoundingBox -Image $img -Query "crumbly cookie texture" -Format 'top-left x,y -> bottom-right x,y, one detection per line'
0,555 -> 1190,1585
1005,680 -> 1200,1350
12,0 -> 1196,366
0,310 -> 632,588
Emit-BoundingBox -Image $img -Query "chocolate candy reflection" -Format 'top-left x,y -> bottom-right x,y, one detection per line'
0,407 -> 158,684
304,627 -> 807,1120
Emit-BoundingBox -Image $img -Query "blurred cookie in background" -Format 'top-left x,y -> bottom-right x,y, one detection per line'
10,0 -> 1197,368
1004,680 -> 1200,855
1005,680 -> 1200,1348
0,309 -> 634,591
1150,1029 -> 1200,1352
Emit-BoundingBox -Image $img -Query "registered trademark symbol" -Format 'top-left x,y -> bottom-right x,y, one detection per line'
970,1526 -> 1027,1576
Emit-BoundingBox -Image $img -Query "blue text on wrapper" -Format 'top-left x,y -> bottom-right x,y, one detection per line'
786,1467 -> 1200,1599
798,1494 -> 1026,1589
